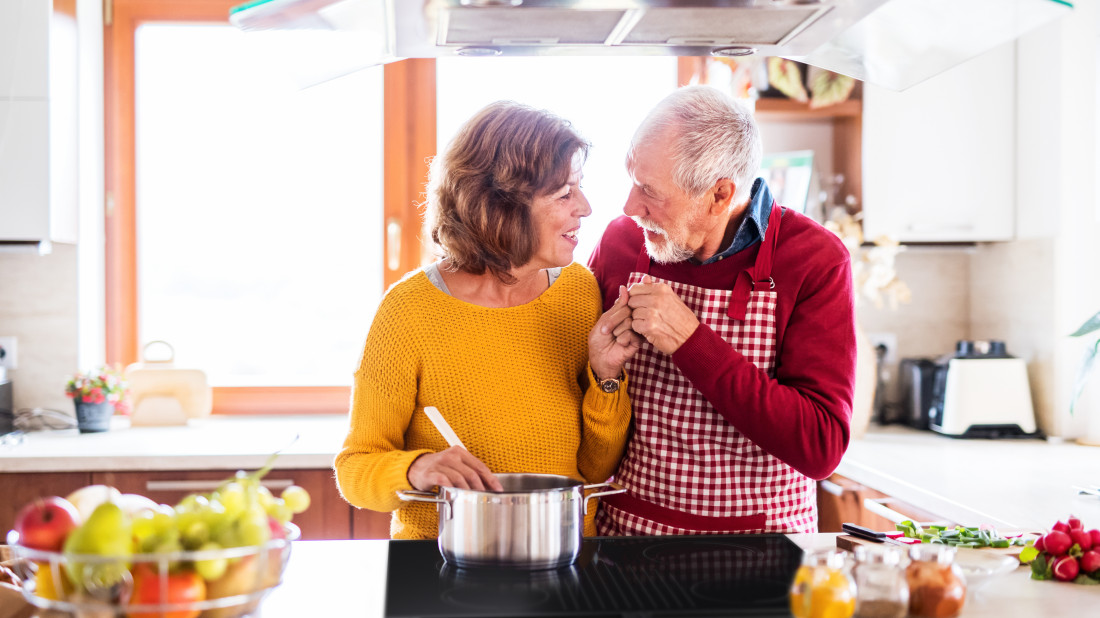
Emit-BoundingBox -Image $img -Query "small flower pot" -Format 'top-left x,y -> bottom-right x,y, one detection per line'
74,400 -> 113,433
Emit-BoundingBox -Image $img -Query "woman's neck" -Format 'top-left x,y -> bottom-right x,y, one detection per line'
439,260 -> 550,308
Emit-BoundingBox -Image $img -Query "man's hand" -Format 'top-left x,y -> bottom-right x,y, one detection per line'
589,285 -> 642,380
407,446 -> 503,492
627,275 -> 700,355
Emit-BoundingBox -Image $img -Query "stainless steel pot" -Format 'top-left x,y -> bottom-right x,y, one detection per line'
397,473 -> 624,569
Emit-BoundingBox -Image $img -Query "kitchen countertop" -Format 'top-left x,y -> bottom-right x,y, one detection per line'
838,425 -> 1100,531
261,535 -> 1097,617
0,415 -> 349,472
4,417 -> 1100,534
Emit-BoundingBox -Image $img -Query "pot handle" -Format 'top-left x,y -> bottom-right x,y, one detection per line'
396,489 -> 453,521
582,481 -> 626,515
396,489 -> 446,504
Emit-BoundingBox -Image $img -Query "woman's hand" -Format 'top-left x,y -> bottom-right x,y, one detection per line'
407,447 -> 504,492
589,285 -> 642,381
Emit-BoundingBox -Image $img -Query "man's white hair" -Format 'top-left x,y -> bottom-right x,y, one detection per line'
635,85 -> 763,207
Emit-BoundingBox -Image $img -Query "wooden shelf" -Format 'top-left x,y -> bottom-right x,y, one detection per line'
754,97 -> 862,120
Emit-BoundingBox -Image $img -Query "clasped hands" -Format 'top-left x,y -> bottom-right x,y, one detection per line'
589,275 -> 699,379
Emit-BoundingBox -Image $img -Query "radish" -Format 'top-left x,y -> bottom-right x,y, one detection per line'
1053,521 -> 1071,534
1034,535 -> 1046,552
1067,516 -> 1083,531
1090,529 -> 1100,547
1044,530 -> 1072,556
1081,550 -> 1100,574
1071,528 -> 1093,551
1052,555 -> 1080,582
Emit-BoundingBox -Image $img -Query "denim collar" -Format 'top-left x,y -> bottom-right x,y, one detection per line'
699,177 -> 774,265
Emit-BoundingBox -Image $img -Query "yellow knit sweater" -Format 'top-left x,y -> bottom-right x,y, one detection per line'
334,263 -> 631,539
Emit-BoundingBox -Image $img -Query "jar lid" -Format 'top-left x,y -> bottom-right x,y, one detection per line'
855,544 -> 905,566
803,548 -> 850,569
908,543 -> 957,564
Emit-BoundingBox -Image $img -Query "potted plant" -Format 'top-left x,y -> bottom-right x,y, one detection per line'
65,366 -> 130,433
1071,310 -> 1100,416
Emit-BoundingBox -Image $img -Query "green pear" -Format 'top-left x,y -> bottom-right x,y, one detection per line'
62,501 -> 133,592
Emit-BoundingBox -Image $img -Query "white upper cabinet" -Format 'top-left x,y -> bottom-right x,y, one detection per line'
861,41 -> 1016,243
0,0 -> 78,247
0,0 -> 49,99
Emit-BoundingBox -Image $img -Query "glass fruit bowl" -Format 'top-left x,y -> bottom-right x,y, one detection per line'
4,523 -> 299,618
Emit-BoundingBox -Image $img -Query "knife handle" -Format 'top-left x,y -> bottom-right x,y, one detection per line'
842,522 -> 886,540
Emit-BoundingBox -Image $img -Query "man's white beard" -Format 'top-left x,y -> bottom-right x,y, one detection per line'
635,218 -> 694,264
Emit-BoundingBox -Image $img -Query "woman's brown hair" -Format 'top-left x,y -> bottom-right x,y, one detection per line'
426,101 -> 588,284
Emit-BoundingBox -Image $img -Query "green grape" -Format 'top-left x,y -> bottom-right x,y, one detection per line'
281,485 -> 311,514
177,494 -> 210,512
215,481 -> 247,518
253,485 -> 275,509
237,505 -> 271,547
268,498 -> 292,525
131,511 -> 159,548
193,541 -> 229,580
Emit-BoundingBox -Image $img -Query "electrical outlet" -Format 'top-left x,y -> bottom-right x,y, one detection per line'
0,336 -> 17,370
867,332 -> 897,366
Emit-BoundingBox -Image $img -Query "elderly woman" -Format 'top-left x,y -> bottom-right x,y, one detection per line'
335,101 -> 640,539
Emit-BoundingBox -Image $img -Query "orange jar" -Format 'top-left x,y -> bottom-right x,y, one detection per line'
906,545 -> 966,618
789,548 -> 856,618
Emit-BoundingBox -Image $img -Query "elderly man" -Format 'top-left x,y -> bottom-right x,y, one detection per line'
589,85 -> 856,535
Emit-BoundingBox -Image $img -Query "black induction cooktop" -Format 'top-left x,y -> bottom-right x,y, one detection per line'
384,534 -> 803,617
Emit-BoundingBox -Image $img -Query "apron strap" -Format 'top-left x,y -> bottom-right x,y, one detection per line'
727,204 -> 784,320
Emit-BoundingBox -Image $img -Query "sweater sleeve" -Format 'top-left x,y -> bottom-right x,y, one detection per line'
334,294 -> 434,513
576,366 -> 631,484
670,260 -> 855,480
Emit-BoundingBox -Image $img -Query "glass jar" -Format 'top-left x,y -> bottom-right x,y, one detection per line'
789,548 -> 856,618
853,545 -> 909,618
906,544 -> 967,618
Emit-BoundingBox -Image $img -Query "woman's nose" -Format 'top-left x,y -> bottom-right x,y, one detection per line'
576,188 -> 592,218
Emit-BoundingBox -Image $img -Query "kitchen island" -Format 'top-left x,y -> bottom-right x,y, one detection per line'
260,535 -> 1096,617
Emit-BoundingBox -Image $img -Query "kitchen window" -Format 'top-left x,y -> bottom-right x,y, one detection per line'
106,1 -> 682,414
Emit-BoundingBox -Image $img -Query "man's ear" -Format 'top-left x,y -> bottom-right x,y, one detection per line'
708,178 -> 735,215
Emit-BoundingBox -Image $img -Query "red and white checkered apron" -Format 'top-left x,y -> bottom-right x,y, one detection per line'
597,206 -> 816,535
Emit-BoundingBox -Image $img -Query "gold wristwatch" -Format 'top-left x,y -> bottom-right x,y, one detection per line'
593,368 -> 624,393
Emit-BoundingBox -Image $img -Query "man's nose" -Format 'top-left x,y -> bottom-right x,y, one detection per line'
623,189 -> 645,218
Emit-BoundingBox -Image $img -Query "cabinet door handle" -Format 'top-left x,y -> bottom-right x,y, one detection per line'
863,497 -> 921,524
819,479 -> 844,496
145,479 -> 295,493
904,222 -> 975,233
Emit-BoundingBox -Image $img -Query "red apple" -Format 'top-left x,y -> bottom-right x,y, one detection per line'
267,515 -> 287,540
13,497 -> 81,552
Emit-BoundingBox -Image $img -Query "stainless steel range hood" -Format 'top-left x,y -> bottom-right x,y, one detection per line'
229,0 -> 1072,90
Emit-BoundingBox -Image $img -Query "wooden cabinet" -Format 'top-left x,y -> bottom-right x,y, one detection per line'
0,0 -> 78,248
0,468 -> 392,541
861,40 -> 1017,242
817,473 -> 953,533
0,471 -> 90,538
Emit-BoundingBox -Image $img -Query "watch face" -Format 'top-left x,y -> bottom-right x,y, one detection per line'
600,379 -> 619,393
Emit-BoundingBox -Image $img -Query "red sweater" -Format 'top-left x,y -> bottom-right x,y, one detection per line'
588,209 -> 855,480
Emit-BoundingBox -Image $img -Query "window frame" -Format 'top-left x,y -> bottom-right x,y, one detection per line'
104,0 -> 434,414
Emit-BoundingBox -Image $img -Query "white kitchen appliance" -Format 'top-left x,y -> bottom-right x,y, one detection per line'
928,340 -> 1038,438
